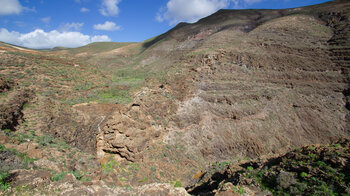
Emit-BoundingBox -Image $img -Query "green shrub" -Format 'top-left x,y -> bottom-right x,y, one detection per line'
37,135 -> 53,146
0,145 -> 5,152
102,160 -> 119,174
219,162 -> 230,168
139,177 -> 148,183
308,146 -> 316,150
308,153 -> 318,161
71,170 -> 83,180
1,129 -> 11,136
174,181 -> 182,188
51,172 -> 68,181
332,144 -> 341,148
238,187 -> 245,194
0,171 -> 11,191
300,172 -> 308,178
233,186 -> 245,195
79,176 -> 91,182
315,161 -> 326,167
247,166 -> 254,172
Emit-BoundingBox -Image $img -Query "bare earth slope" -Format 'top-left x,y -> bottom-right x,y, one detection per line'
111,0 -> 349,185
164,2 -> 349,161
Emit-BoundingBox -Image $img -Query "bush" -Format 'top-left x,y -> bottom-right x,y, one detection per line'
0,171 -> 10,191
247,166 -> 254,172
37,135 -> 53,146
102,160 -> 119,174
174,181 -> 182,188
51,172 -> 67,181
300,172 -> 308,178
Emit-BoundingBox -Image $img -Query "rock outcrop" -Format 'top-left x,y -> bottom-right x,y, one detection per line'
97,104 -> 161,162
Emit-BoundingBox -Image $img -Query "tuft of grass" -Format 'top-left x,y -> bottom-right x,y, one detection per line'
233,186 -> 245,195
36,135 -> 53,146
174,180 -> 182,188
102,160 -> 119,175
139,177 -> 148,183
1,129 -> 11,136
51,172 -> 68,182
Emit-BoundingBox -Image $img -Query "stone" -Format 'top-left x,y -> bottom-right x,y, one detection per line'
34,159 -> 60,171
16,142 -> 29,152
27,149 -> 43,159
0,135 -> 10,144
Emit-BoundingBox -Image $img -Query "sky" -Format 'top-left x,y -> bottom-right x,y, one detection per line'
0,0 -> 331,49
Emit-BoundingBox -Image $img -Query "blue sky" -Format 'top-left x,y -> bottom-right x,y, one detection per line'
0,0 -> 330,49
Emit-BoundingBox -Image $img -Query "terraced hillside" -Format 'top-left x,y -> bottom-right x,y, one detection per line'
325,10 -> 350,130
0,0 -> 349,195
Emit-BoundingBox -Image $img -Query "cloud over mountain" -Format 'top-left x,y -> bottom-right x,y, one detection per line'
156,0 -> 230,25
93,21 -> 121,31
0,28 -> 111,49
231,0 -> 264,8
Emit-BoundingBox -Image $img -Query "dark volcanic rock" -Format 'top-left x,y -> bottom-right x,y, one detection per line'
0,89 -> 34,131
0,150 -> 23,172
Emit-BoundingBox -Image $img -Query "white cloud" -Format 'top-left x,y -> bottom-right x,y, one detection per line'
157,0 -> 230,25
93,21 -> 121,31
100,0 -> 121,16
80,7 -> 89,12
41,16 -> 51,24
91,35 -> 111,42
231,0 -> 264,8
59,22 -> 84,32
0,0 -> 23,15
0,28 -> 111,49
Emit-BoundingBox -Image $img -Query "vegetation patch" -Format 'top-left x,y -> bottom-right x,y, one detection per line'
0,171 -> 10,191
189,138 -> 350,195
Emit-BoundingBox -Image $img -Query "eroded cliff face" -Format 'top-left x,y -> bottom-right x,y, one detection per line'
325,11 -> 350,131
166,14 -> 348,161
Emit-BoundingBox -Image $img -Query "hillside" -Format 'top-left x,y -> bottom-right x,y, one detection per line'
188,138 -> 350,195
0,0 -> 349,195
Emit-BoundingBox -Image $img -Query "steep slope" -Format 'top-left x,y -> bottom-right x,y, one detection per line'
324,10 -> 350,130
83,0 -> 350,188
166,11 -> 348,160
113,0 -> 350,182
